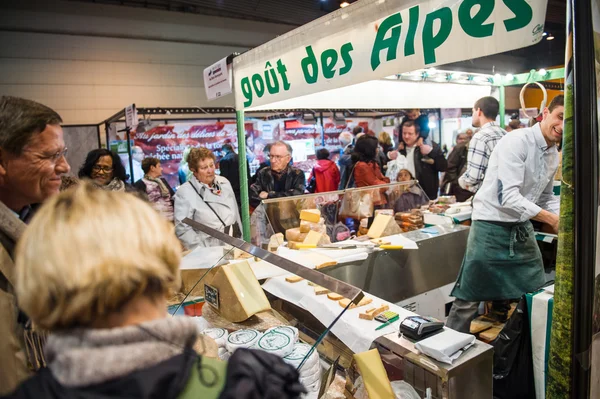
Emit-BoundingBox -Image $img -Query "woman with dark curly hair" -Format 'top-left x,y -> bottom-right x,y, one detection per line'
351,135 -> 390,206
78,149 -> 130,192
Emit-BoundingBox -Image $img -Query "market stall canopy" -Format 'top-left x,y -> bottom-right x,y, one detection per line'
246,78 -> 492,111
231,0 -> 549,110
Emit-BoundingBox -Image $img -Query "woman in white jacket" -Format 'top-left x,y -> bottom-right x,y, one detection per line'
174,147 -> 242,249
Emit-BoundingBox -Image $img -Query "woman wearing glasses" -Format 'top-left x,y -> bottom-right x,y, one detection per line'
78,149 -> 135,193
174,147 -> 242,250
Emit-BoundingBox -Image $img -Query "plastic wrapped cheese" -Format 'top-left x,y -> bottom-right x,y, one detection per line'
202,327 -> 229,347
226,329 -> 262,353
265,326 -> 299,343
256,330 -> 295,357
283,343 -> 319,370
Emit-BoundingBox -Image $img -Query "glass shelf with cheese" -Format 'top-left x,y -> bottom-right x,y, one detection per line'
251,180 -> 430,249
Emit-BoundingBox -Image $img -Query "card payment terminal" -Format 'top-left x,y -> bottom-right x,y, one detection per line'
400,316 -> 445,340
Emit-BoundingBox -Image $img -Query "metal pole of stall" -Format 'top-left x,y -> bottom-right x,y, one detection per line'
236,109 -> 251,242
571,0 -> 598,396
125,127 -> 135,183
498,84 -> 506,129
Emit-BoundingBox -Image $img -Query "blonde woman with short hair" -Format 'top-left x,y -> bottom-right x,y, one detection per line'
7,183 -> 228,398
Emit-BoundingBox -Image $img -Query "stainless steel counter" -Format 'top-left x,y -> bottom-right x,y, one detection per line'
320,225 -> 469,303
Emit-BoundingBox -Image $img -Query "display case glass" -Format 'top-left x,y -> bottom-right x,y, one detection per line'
250,180 -> 430,247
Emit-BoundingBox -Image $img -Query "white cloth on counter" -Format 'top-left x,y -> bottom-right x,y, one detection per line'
414,328 -> 476,365
262,276 -> 417,353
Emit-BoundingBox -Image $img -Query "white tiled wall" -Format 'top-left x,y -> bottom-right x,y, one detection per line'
0,0 -> 292,124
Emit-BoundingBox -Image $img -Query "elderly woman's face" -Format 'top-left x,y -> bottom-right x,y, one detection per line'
193,158 -> 216,185
91,155 -> 114,186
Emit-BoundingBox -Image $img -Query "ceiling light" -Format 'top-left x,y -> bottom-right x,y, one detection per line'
428,67 -> 437,74
506,73 -> 514,80
543,32 -> 548,36
494,73 -> 501,80
539,68 -> 547,76
340,1 -> 350,7
547,34 -> 555,41
428,122 -> 437,129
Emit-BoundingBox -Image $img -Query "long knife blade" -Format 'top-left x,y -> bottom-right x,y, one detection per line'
182,218 -> 364,304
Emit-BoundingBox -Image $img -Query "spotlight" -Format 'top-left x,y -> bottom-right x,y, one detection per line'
539,68 -> 547,76
506,73 -> 514,80
340,1 -> 350,7
543,32 -> 548,36
547,34 -> 555,41
494,73 -> 502,80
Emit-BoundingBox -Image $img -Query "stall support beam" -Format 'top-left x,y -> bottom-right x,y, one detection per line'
236,109 -> 251,242
499,85 -> 506,129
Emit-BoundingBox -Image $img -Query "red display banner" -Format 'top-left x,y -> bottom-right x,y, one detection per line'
132,122 -> 255,187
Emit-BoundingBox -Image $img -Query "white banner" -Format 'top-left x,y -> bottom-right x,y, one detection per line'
204,57 -> 232,101
233,0 -> 548,110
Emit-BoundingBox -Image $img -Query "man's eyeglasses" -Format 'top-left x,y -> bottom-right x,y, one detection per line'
270,154 -> 290,161
31,147 -> 68,163
92,165 -> 113,174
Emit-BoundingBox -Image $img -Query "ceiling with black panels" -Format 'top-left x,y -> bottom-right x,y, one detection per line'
71,0 -> 567,74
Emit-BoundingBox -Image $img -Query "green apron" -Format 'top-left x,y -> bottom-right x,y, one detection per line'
451,220 -> 545,301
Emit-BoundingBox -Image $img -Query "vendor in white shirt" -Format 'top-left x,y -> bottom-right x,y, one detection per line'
446,95 -> 563,333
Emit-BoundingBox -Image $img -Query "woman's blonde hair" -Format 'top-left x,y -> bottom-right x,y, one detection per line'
187,147 -> 215,172
15,183 -> 182,330
378,131 -> 392,147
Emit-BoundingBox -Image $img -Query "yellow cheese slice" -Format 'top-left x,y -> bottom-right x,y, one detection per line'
367,214 -> 402,239
300,209 -> 321,223
353,349 -> 395,399
303,230 -> 328,246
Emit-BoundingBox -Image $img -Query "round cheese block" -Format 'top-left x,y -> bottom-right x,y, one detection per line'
256,331 -> 295,358
202,328 -> 228,347
265,326 -> 299,342
283,343 -> 319,369
226,329 -> 262,353
300,369 -> 321,388
299,357 -> 321,380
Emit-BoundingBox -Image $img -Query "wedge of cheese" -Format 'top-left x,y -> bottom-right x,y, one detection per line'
285,275 -> 304,283
303,230 -> 329,246
268,233 -> 285,252
203,261 -> 271,322
367,214 -> 402,239
339,297 -> 373,309
299,221 -> 311,233
327,293 -> 344,301
353,349 -> 395,399
286,228 -> 307,242
300,209 -> 321,223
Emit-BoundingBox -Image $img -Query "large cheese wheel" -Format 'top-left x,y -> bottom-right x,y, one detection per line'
256,331 -> 295,357
226,329 -> 262,353
203,328 -> 228,347
284,343 -> 319,369
265,326 -> 299,343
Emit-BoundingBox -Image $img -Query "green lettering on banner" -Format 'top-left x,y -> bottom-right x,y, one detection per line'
264,61 -> 280,94
503,0 -> 533,31
241,77 -> 253,107
422,7 -> 453,65
321,49 -> 339,79
459,0 -> 495,38
276,59 -> 291,91
370,13 -> 403,71
251,74 -> 265,98
339,43 -> 354,75
404,6 -> 419,56
301,46 -> 319,84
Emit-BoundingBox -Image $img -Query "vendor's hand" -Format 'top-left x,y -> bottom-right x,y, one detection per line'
259,191 -> 269,199
397,142 -> 405,151
420,144 -> 433,155
388,150 -> 399,160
